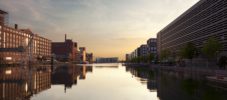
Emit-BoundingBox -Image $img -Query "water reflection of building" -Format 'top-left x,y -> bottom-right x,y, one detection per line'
51,64 -> 92,92
33,66 -> 51,94
125,66 -> 157,92
0,65 -> 51,100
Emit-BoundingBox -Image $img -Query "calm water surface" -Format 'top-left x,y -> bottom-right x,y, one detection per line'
1,63 -> 227,100
32,63 -> 158,100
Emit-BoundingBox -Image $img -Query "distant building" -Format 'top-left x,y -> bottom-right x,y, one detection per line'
139,44 -> 149,57
86,53 -> 93,63
147,38 -> 157,55
157,0 -> 227,58
126,47 -> 140,61
125,54 -> 129,62
96,57 -> 118,63
51,34 -> 77,62
0,10 -> 8,25
79,47 -> 86,63
0,10 -> 51,64
126,38 -> 157,62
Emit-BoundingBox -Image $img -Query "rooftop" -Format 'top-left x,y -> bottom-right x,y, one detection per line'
0,9 -> 8,14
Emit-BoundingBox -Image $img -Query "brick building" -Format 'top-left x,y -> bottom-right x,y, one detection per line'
51,34 -> 78,62
0,10 -> 51,64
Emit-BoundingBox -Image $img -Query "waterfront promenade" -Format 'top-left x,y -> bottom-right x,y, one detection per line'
124,63 -> 227,87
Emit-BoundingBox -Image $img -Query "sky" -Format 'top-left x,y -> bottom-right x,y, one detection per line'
0,0 -> 199,60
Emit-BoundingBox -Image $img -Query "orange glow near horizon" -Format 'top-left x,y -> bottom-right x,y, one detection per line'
0,0 -> 199,60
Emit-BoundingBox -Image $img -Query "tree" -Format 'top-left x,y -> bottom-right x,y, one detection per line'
160,49 -> 171,60
202,37 -> 222,60
147,53 -> 154,63
180,42 -> 197,59
202,37 -> 222,68
141,56 -> 145,63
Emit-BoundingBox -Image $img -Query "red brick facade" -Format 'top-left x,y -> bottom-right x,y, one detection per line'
52,39 -> 77,62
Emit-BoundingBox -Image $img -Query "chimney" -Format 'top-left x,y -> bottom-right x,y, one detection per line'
15,24 -> 18,29
65,34 -> 67,41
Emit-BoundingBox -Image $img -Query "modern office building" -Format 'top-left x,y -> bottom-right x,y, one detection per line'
126,47 -> 140,61
126,38 -> 158,61
95,57 -> 118,63
139,44 -> 149,57
0,10 -> 51,64
51,34 -> 78,62
126,37 -> 157,61
147,38 -> 157,55
125,48 -> 138,62
157,0 -> 227,57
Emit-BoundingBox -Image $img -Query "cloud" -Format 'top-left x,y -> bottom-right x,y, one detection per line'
0,0 -> 199,59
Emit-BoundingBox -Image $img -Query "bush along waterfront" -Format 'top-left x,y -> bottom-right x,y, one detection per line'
126,37 -> 226,70
128,53 -> 157,64
160,37 -> 225,70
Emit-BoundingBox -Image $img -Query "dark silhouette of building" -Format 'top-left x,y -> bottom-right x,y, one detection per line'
0,10 -> 8,25
96,57 -> 118,63
86,53 -> 93,63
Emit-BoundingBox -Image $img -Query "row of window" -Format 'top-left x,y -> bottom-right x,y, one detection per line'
158,0 -> 227,52
162,4 -> 227,43
0,25 -> 51,56
162,1 -> 227,41
162,19 -> 227,49
162,31 -> 227,52
161,0 -> 222,36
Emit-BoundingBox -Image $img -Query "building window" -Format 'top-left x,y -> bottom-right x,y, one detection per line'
3,32 -> 5,48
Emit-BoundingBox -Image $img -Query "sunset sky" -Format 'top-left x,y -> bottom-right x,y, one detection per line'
0,0 -> 199,60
